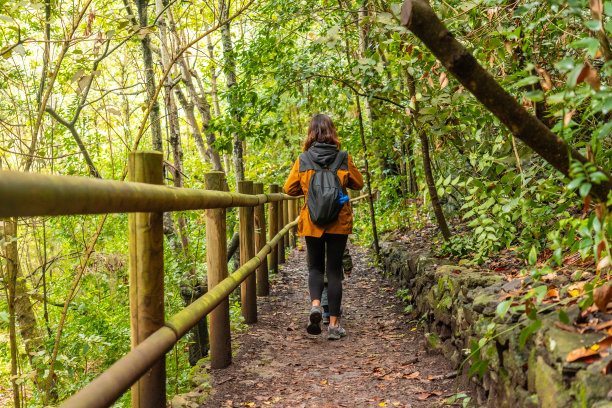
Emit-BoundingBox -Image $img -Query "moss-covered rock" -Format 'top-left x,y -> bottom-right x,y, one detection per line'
534,356 -> 571,408
381,240 -> 612,407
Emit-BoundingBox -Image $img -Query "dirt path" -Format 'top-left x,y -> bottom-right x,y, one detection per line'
202,242 -> 467,408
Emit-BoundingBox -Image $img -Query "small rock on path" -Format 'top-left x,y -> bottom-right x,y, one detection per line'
202,242 -> 466,407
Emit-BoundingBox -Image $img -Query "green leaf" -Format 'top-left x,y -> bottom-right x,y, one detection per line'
567,177 -> 586,190
567,63 -> 585,88
591,172 -> 609,183
525,90 -> 544,102
570,38 -> 600,57
534,285 -> 548,302
0,311 -> 9,324
558,309 -> 570,325
528,246 -> 537,266
554,57 -> 575,72
519,320 -> 542,351
496,299 -> 512,319
515,75 -> 540,88
585,20 -> 602,31
579,182 -> 592,197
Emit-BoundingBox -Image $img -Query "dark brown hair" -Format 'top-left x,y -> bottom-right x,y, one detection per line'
303,114 -> 341,151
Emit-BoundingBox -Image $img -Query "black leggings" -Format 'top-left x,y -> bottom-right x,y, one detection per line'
305,233 -> 348,316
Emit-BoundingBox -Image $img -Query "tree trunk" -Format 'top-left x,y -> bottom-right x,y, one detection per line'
134,0 -> 163,151
2,220 -> 21,408
419,133 -> 451,240
174,85 -> 210,165
405,71 -> 451,240
407,139 -> 418,194
355,95 -> 381,257
167,12 -> 226,173
2,219 -> 51,396
219,0 -> 245,185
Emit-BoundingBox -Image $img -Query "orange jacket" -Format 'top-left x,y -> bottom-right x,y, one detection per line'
283,151 -> 364,237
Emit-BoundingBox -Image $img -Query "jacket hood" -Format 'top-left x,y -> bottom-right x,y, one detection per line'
308,142 -> 339,168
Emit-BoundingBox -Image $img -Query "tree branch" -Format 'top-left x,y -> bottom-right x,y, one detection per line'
44,108 -> 102,178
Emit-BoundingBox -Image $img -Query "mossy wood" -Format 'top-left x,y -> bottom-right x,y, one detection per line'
238,180 -> 257,324
0,170 -> 298,217
127,151 -> 165,408
204,172 -> 232,369
278,194 -> 285,265
268,184 -> 280,275
283,199 -> 289,249
288,198 -> 296,248
253,182 -> 269,296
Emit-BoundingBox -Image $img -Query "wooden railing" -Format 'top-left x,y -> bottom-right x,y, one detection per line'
0,151 -> 302,408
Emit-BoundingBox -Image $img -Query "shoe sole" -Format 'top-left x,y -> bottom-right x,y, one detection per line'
307,309 -> 322,335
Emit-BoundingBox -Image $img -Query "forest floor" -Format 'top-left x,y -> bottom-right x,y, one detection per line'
199,241 -> 469,408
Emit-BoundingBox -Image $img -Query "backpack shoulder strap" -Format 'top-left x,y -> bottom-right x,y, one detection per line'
331,150 -> 348,172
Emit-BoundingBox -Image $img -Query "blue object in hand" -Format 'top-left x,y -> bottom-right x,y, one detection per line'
338,191 -> 349,204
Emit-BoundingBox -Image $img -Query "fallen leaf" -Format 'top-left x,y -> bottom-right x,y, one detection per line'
403,371 -> 419,379
417,393 -> 432,400
567,335 -> 612,362
439,72 -> 449,90
546,287 -> 559,299
378,403 -> 387,407
594,284 -> 612,313
567,347 -> 598,362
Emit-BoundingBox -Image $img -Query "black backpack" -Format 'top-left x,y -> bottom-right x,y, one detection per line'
306,150 -> 348,226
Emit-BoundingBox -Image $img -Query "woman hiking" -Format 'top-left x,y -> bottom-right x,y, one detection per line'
283,114 -> 364,340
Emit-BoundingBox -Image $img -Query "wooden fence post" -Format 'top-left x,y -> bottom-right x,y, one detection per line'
287,198 -> 295,249
204,172 -> 232,369
278,196 -> 285,265
292,199 -> 299,246
238,180 -> 257,324
283,199 -> 289,250
128,151 -> 165,408
253,182 -> 269,296
269,184 -> 279,274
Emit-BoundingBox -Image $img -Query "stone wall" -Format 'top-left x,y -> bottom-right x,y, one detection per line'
381,241 -> 612,408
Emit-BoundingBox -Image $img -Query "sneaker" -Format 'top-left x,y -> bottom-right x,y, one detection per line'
323,313 -> 330,325
307,305 -> 323,335
328,325 -> 346,340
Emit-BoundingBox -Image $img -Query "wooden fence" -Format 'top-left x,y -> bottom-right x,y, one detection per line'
0,151 -> 301,408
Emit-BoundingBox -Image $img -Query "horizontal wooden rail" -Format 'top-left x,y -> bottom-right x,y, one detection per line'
59,217 -> 299,408
0,170 -> 298,217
